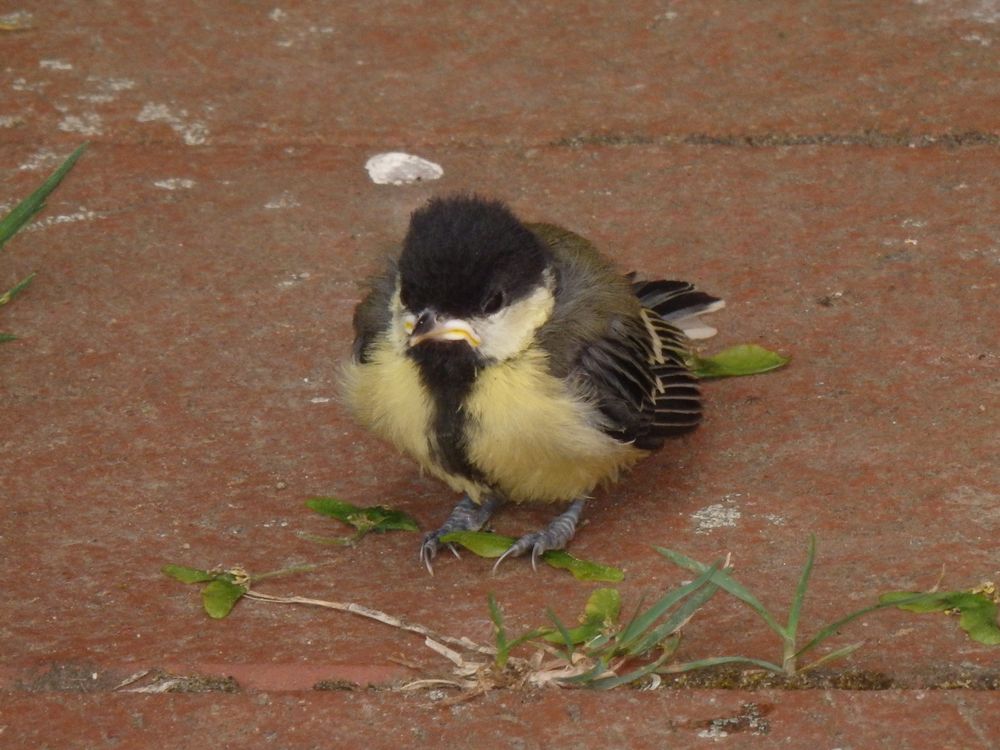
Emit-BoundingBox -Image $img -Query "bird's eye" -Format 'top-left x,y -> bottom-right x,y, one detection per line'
482,289 -> 505,315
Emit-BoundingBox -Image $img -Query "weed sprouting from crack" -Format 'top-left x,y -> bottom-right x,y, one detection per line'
163,535 -> 999,696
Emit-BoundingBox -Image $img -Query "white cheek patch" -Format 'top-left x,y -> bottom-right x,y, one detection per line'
476,283 -> 555,362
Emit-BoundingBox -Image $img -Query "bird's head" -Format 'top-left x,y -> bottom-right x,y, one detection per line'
394,195 -> 555,362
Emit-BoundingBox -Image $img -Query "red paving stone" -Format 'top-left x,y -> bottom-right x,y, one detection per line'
2,1 -> 998,747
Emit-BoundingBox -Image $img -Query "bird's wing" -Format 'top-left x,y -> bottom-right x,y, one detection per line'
352,262 -> 398,363
572,311 -> 702,450
529,222 -> 706,449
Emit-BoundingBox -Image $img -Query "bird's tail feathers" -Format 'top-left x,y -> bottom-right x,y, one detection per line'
628,277 -> 725,340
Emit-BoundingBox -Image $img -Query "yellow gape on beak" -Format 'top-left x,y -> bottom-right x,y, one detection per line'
404,311 -> 481,348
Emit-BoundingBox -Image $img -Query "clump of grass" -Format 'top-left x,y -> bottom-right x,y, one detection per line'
655,536 -> 950,677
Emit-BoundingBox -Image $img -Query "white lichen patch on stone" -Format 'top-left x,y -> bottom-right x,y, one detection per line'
0,115 -> 23,128
692,502 -> 742,534
137,102 -> 209,145
11,77 -> 48,92
22,207 -> 100,231
0,10 -> 33,27
58,113 -> 103,135
39,59 -> 73,71
264,191 -> 301,209
17,148 -> 58,171
278,272 -> 311,288
153,178 -> 197,190
365,152 -> 443,185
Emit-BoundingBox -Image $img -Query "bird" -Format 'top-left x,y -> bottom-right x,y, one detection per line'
341,194 -> 723,574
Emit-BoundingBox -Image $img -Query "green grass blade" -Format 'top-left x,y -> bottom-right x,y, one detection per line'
659,656 -> 784,675
798,642 -> 864,673
0,332 -> 16,343
0,144 -> 88,251
557,657 -> 610,686
655,546 -> 787,637
587,641 -> 680,690
487,593 -> 511,668
626,577 -> 720,657
786,535 -> 816,644
505,627 -> 553,655
617,561 -> 720,653
794,593 -> 931,660
0,272 -> 35,306
544,607 -> 576,657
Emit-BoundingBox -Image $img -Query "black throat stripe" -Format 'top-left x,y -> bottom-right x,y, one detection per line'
408,343 -> 486,484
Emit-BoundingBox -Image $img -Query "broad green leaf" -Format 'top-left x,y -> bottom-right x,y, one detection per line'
544,588 -> 622,645
584,588 -> 622,626
541,551 -> 624,582
442,531 -> 625,581
441,531 -> 516,558
1,144 -> 87,251
306,497 -> 419,534
201,578 -> 246,619
162,564 -> 217,584
689,344 -> 789,379
880,590 -> 1000,646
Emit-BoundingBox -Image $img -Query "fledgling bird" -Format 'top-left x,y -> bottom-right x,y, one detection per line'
342,195 -> 723,573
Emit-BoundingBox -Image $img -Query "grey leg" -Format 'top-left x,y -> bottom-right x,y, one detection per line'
420,494 -> 505,575
493,499 -> 586,573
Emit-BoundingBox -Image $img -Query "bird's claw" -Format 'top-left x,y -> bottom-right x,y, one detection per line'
420,533 -> 462,575
491,532 -> 550,574
419,532 -> 440,576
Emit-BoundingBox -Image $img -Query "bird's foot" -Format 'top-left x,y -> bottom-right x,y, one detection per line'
493,500 -> 585,573
420,494 -> 504,575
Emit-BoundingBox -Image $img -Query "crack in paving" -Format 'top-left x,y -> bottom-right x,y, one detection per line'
555,130 -> 1000,148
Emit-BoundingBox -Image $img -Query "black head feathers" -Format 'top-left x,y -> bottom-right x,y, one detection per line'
399,195 -> 551,317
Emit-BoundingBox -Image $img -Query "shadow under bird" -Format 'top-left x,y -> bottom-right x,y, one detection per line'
343,195 -> 723,573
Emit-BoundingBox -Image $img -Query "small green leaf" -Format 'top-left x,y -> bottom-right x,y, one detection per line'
584,588 -> 622,627
306,497 -> 419,535
540,551 -> 625,582
201,578 -> 247,619
689,344 -> 790,379
0,332 -> 16,343
880,590 -> 1000,646
441,531 -> 625,581
1,144 -> 87,251
544,588 -> 622,645
441,531 -> 517,558
162,564 -> 217,584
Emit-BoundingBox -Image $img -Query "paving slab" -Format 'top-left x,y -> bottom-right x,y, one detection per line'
3,690 -> 1000,749
2,1 -> 998,748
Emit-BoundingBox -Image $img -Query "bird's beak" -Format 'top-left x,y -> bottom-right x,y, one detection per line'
405,310 -> 481,348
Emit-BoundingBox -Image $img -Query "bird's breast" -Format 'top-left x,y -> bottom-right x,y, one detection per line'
464,347 -> 647,503
342,337 -> 646,504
